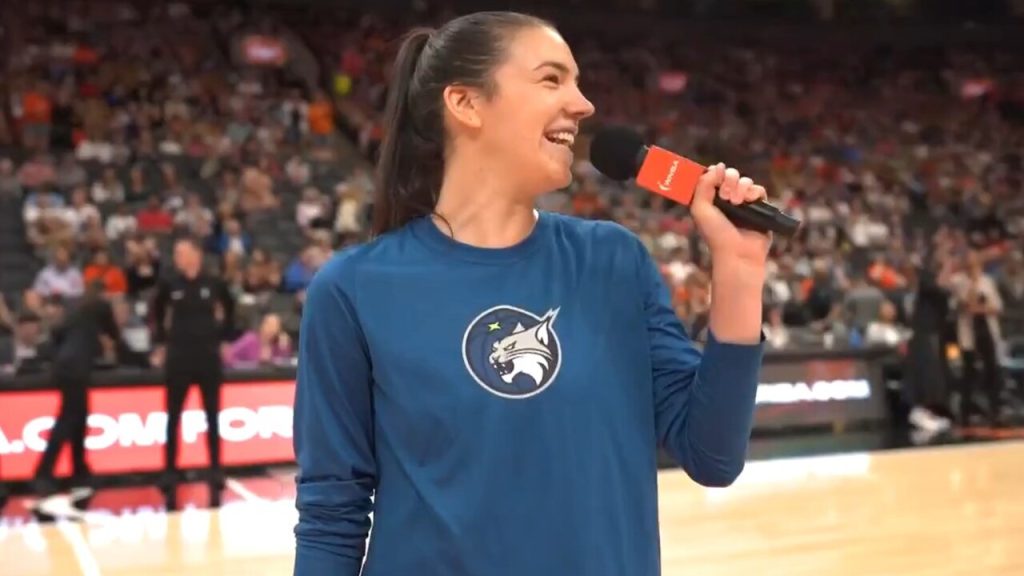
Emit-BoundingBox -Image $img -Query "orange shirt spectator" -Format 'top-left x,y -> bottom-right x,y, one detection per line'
22,90 -> 52,125
308,98 -> 335,135
83,261 -> 128,295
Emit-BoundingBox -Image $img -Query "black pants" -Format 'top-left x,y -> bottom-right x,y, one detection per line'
164,356 -> 223,478
960,336 -> 1002,421
36,369 -> 91,483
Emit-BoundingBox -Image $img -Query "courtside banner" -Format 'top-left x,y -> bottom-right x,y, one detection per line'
0,381 -> 295,481
0,356 -> 888,481
754,357 -> 888,431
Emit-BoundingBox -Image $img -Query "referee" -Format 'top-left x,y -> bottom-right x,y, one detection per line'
151,237 -> 235,491
34,281 -> 119,495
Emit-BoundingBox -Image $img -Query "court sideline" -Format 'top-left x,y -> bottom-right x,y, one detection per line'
1,439 -> 1022,575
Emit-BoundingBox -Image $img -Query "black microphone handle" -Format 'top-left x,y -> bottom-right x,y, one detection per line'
711,194 -> 802,237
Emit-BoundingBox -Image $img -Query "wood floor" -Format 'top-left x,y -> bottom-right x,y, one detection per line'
1,440 -> 1022,575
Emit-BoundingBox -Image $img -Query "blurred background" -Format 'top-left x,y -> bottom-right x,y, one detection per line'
0,0 -> 1022,574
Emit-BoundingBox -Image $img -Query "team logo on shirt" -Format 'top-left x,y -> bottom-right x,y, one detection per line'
462,305 -> 562,399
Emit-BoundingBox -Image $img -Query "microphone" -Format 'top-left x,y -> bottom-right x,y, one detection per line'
589,126 -> 802,237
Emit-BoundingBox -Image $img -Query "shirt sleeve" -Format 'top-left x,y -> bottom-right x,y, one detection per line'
293,261 -> 376,575
639,240 -> 765,487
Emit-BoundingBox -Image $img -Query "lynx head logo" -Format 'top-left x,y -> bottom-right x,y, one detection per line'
462,306 -> 562,399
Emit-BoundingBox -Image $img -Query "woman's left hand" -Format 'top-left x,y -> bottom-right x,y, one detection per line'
689,163 -> 773,269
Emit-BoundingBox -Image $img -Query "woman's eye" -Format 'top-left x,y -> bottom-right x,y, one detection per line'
543,75 -> 560,85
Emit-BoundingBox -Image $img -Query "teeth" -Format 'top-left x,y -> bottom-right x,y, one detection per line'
546,131 -> 575,146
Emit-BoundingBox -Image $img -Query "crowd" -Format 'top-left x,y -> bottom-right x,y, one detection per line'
1,2 -> 1022,430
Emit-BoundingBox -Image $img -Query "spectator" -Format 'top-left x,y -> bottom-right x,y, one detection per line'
296,186 -> 326,230
865,301 -> 910,348
175,192 -> 214,239
127,164 -> 150,201
243,248 -> 282,295
952,251 -> 1006,425
0,158 -> 23,199
844,276 -> 887,333
334,182 -> 365,243
82,249 -> 128,296
54,154 -> 88,192
106,203 -> 138,242
23,189 -> 72,249
124,236 -> 162,297
91,167 -> 126,204
307,90 -> 335,143
137,195 -> 174,235
222,312 -> 293,368
239,159 -> 279,213
66,186 -> 101,235
32,246 -> 84,299
213,218 -> 252,258
281,246 -> 321,294
17,154 -> 57,192
5,312 -> 48,375
78,212 -> 109,252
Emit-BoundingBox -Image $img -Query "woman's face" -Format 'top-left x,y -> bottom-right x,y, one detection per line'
459,26 -> 595,195
260,314 -> 281,338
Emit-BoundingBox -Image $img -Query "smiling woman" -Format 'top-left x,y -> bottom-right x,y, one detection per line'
373,12 -> 594,245
293,10 -> 771,576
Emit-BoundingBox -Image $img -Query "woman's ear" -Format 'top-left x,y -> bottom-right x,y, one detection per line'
442,84 -> 484,130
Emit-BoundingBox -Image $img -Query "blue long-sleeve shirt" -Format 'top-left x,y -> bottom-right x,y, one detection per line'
293,211 -> 764,576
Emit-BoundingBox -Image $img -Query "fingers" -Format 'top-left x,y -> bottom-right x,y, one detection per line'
712,164 -> 769,204
694,163 -> 726,205
719,168 -> 741,204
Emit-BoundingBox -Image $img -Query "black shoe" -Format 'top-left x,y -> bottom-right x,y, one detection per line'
70,467 -> 94,489
31,475 -> 60,498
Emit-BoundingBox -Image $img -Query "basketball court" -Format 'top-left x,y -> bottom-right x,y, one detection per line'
1,438 -> 1021,575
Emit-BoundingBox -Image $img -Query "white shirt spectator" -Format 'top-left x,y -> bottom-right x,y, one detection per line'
335,196 -> 363,235
865,322 -> 908,346
296,187 -> 325,228
91,178 -> 126,204
22,192 -> 66,225
106,212 -> 138,241
76,139 -> 116,164
66,202 -> 101,234
33,265 -> 84,298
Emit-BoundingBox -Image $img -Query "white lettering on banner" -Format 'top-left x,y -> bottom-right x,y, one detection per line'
85,412 -> 166,451
115,412 -> 165,448
756,379 -> 871,405
0,405 -> 293,455
23,416 -> 55,452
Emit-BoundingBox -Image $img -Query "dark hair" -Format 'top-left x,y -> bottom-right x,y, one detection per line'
373,11 -> 552,236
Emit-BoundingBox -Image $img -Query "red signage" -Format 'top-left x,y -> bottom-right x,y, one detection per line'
0,381 -> 295,481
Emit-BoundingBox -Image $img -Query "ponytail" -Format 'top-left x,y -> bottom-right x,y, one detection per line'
371,12 -> 554,237
373,28 -> 442,236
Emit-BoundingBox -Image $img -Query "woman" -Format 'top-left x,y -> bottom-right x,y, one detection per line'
293,12 -> 769,576
953,251 -> 1005,426
222,313 -> 292,368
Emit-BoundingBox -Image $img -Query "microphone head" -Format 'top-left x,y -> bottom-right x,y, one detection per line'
589,125 -> 646,181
